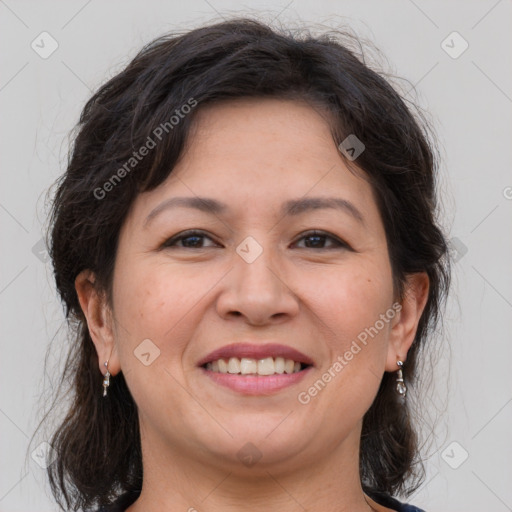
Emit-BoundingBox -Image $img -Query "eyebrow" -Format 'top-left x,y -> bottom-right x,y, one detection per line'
143,195 -> 365,228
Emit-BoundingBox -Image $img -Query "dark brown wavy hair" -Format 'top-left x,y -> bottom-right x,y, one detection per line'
32,17 -> 451,511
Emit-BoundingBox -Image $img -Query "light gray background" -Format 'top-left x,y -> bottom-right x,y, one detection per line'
1,1 -> 511,511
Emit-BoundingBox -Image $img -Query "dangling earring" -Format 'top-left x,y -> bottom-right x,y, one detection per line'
396,360 -> 406,397
102,360 -> 111,397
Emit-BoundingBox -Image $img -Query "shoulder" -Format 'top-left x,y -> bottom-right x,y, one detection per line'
367,490 -> 426,512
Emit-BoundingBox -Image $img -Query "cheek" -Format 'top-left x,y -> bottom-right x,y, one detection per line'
113,260 -> 223,361
322,267 -> 393,400
303,263 -> 393,410
304,261 -> 394,343
112,264 -> 196,410
305,271 -> 393,428
114,272 -> 164,335
112,262 -> 182,360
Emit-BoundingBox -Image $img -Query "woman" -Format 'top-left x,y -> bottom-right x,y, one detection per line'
43,17 -> 451,512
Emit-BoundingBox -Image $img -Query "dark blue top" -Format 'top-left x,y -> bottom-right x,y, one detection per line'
95,489 -> 425,511
366,490 -> 426,511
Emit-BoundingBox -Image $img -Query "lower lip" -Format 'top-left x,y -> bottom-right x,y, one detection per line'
200,367 -> 312,395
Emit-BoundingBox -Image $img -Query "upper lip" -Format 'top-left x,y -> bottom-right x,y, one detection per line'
197,343 -> 315,367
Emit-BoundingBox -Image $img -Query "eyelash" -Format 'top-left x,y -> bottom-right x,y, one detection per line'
161,229 -> 351,250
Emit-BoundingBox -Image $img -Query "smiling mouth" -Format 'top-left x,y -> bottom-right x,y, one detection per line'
202,356 -> 311,376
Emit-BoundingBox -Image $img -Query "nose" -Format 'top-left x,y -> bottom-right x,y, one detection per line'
216,243 -> 300,326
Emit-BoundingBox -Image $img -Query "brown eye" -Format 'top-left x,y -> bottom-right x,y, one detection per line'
292,230 -> 350,250
162,230 -> 219,249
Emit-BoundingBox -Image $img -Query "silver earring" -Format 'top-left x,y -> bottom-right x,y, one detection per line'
396,360 -> 406,397
102,360 -> 111,397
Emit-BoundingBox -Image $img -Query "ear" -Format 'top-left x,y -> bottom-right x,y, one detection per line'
75,269 -> 120,377
385,272 -> 429,372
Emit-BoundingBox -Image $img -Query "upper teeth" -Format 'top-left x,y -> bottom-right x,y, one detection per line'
205,357 -> 303,375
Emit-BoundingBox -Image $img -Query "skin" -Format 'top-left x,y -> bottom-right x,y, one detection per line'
76,98 -> 429,512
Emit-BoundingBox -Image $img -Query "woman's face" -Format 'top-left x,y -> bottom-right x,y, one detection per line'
90,98 -> 420,473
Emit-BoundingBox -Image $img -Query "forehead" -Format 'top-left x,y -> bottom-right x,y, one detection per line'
126,98 -> 381,231
185,98 -> 343,180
